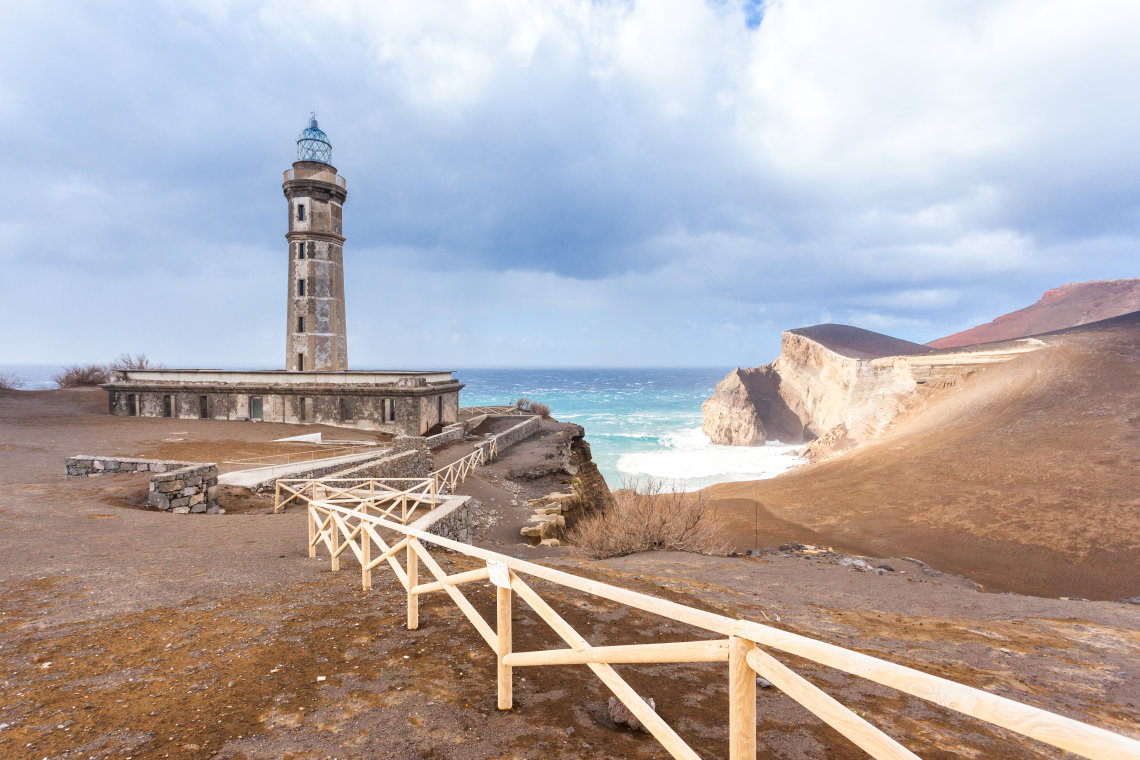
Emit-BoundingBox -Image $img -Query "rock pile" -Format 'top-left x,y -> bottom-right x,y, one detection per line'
519,490 -> 579,546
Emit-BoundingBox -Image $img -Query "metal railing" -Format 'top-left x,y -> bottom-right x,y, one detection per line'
306,495 -> 1140,760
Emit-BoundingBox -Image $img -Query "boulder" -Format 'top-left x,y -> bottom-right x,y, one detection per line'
608,696 -> 654,733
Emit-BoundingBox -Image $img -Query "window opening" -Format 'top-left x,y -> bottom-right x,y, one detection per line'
297,353 -> 305,372
199,395 -> 209,419
298,243 -> 305,260
298,279 -> 305,296
297,203 -> 305,222
162,395 -> 172,418
297,315 -> 305,333
339,397 -> 353,422
250,396 -> 263,421
127,394 -> 137,417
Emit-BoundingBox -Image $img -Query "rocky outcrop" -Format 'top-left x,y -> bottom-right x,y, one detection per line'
700,366 -> 806,446
703,323 -> 1046,457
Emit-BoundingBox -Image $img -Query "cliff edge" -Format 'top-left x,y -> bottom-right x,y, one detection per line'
702,323 -> 1043,456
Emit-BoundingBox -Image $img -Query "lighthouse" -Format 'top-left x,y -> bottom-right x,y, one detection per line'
283,116 -> 348,372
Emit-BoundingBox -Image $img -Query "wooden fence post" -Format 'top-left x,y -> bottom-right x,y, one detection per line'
407,539 -> 419,629
361,515 -> 371,591
729,636 -> 757,760
497,584 -> 513,710
307,506 -> 316,558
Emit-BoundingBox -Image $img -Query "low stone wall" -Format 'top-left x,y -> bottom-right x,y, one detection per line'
325,449 -> 432,481
475,415 -> 541,458
425,422 -> 467,449
65,455 -> 220,514
408,496 -> 476,545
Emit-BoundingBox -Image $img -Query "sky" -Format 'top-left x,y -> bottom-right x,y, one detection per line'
1,0 -> 1137,369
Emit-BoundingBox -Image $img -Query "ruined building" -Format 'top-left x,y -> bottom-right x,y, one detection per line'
104,118 -> 462,435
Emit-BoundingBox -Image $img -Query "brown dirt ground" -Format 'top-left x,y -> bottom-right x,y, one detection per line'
0,388 -> 1137,758
707,313 -> 1140,601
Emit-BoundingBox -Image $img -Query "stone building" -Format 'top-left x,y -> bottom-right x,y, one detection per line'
104,369 -> 460,435
104,117 -> 462,435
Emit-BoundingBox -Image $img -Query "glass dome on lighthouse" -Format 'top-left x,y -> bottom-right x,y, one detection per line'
297,115 -> 332,164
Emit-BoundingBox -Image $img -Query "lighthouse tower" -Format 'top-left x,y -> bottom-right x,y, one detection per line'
283,116 -> 348,372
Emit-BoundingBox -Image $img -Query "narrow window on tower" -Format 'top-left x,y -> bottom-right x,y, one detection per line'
298,242 -> 305,260
297,316 -> 304,333
297,353 -> 305,371
298,279 -> 305,296
297,203 -> 305,222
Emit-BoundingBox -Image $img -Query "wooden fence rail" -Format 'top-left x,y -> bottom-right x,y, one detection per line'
276,428 -> 501,512
305,496 -> 1140,760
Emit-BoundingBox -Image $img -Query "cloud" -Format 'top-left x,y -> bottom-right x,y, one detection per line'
0,0 -> 1137,368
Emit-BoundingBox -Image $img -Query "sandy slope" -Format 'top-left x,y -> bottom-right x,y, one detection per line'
707,312 -> 1140,601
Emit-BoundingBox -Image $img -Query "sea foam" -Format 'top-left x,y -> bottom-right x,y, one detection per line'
615,427 -> 806,491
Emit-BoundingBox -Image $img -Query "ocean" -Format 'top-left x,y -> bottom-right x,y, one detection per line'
1,364 -> 805,490
458,368 -> 804,491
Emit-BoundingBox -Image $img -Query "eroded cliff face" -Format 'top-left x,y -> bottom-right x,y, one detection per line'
700,366 -> 807,446
703,325 -> 1045,458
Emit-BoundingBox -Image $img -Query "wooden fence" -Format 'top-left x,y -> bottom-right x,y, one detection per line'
305,494 -> 1140,760
276,426 -> 500,513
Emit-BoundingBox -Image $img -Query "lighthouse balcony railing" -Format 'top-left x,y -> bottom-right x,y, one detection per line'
283,168 -> 347,189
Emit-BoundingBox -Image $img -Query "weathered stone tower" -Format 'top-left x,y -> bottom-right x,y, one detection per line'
283,117 -> 348,371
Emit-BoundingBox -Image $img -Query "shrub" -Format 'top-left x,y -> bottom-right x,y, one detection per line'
54,364 -> 109,388
0,372 -> 25,391
514,396 -> 551,417
566,479 -> 730,559
110,353 -> 160,371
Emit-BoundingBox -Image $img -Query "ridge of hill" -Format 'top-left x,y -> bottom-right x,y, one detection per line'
929,278 -> 1140,348
787,324 -> 931,360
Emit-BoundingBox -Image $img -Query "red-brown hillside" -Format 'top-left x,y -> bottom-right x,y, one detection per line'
928,278 -> 1140,348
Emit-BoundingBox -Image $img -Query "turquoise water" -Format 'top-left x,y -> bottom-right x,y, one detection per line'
457,368 -> 804,490
1,364 -> 805,489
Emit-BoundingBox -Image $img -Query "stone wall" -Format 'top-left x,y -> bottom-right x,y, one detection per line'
475,415 -> 541,458
424,422 -> 467,449
406,496 -> 476,545
324,448 -> 432,481
65,456 -> 220,514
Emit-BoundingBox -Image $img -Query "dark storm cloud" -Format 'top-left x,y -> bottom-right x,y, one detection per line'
0,0 -> 1137,368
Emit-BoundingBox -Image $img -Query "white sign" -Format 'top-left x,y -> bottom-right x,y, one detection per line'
487,560 -> 511,589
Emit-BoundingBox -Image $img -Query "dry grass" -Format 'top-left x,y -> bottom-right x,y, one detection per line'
566,479 -> 730,559
110,353 -> 161,371
514,397 -> 551,417
0,371 -> 25,391
54,364 -> 109,388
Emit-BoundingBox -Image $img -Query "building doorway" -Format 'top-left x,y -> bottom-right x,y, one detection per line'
250,396 -> 263,421
199,395 -> 209,419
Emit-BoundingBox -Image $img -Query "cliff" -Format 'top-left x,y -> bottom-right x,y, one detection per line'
929,278 -> 1140,348
702,323 -> 1044,456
